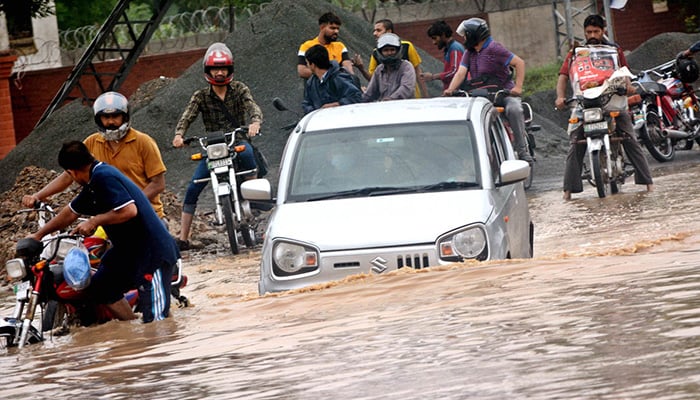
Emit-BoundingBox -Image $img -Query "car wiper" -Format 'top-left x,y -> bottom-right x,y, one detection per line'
416,181 -> 480,192
306,186 -> 413,201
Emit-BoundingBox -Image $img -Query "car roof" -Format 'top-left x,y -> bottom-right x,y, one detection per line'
300,97 -> 490,132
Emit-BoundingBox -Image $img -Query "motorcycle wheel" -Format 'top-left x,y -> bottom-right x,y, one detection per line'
241,224 -> 256,248
641,112 -> 675,162
220,194 -> 240,255
591,149 -> 607,198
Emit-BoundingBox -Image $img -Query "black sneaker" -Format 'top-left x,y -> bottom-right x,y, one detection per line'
175,239 -> 190,251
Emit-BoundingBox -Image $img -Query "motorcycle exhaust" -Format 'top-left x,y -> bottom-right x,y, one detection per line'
661,128 -> 692,139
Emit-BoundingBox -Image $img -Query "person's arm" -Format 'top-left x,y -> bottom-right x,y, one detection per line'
362,70 -> 380,103
443,65 -> 468,96
681,40 -> 700,58
341,59 -> 354,75
415,65 -> 429,98
352,54 -> 371,81
555,74 -> 569,110
142,172 -> 165,202
72,203 -> 137,237
297,64 -> 312,79
22,172 -> 73,207
509,55 -> 525,96
29,204 -> 80,241
336,77 -> 363,105
173,92 -> 202,148
440,48 -> 462,84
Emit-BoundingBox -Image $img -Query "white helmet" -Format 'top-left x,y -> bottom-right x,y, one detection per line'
93,91 -> 130,141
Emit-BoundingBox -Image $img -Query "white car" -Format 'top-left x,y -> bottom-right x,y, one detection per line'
243,97 -> 533,294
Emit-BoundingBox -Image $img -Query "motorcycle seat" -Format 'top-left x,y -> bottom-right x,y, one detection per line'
636,81 -> 667,95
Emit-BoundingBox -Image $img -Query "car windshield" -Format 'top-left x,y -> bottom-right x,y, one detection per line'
286,121 -> 480,202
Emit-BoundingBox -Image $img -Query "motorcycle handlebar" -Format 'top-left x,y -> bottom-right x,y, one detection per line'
183,127 -> 261,146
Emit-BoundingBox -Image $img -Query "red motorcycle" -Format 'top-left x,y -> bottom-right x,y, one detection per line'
1,204 -> 188,349
631,57 -> 700,161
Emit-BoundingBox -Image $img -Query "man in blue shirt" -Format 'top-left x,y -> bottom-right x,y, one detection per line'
302,44 -> 362,114
29,141 -> 178,323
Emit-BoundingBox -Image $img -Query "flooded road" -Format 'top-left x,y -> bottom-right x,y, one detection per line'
2,159 -> 700,399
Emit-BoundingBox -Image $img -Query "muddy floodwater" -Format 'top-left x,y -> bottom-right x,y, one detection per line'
2,161 -> 700,399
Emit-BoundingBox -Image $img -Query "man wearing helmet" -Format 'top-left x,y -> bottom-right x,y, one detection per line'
172,42 -> 262,250
23,91 -> 168,219
298,12 -> 354,80
554,15 -> 653,200
443,17 -> 533,164
420,20 -> 464,90
362,33 -> 416,102
352,19 -> 428,98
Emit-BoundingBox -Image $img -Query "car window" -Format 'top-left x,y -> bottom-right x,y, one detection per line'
287,122 -> 479,201
486,113 -> 508,185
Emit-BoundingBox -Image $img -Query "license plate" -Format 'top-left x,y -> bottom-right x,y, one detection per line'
584,121 -> 607,132
209,158 -> 232,169
14,280 -> 31,300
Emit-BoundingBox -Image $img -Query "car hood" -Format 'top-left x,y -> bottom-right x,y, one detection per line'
269,191 -> 496,251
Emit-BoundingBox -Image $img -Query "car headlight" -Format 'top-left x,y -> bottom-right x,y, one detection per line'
207,143 -> 229,160
438,226 -> 488,262
583,108 -> 603,122
5,258 -> 27,280
272,240 -> 319,277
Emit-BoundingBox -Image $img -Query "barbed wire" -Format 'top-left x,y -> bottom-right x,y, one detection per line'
57,4 -> 269,63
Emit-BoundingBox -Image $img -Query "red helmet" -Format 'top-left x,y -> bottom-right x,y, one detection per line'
203,42 -> 234,85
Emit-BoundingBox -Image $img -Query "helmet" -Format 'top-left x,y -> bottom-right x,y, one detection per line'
203,42 -> 234,86
376,33 -> 403,68
675,57 -> 699,84
456,18 -> 490,49
93,91 -> 130,141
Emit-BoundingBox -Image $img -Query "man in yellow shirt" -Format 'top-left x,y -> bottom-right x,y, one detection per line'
352,19 -> 429,98
297,12 -> 354,79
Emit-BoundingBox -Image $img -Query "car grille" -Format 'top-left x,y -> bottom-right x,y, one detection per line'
397,253 -> 430,269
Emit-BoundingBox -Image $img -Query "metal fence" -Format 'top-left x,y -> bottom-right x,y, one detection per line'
58,4 -> 270,64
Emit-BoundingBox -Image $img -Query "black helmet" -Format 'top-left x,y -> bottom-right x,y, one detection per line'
675,57 -> 699,84
456,18 -> 490,49
376,33 -> 404,68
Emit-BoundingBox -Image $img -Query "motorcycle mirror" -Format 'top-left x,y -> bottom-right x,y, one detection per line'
272,97 -> 289,112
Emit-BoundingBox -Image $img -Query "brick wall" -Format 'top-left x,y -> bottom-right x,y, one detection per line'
0,54 -> 18,159
9,48 -> 206,145
610,1 -> 687,50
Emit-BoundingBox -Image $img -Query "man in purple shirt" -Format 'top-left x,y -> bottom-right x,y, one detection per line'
443,18 -> 533,163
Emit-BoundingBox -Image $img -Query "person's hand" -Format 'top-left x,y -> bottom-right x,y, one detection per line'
247,121 -> 261,137
677,50 -> 692,60
419,72 -> 433,82
352,54 -> 364,69
554,96 -> 566,110
442,89 -> 453,97
72,218 -> 97,236
22,194 -> 39,208
172,134 -> 184,148
510,86 -> 523,97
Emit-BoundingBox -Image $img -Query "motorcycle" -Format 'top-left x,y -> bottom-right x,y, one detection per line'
184,128 -> 259,255
451,88 -> 539,190
630,58 -> 700,161
567,64 -> 637,198
1,203 -> 188,349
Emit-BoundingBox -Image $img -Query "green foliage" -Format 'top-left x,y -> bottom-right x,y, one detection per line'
523,61 -> 560,97
0,0 -> 54,18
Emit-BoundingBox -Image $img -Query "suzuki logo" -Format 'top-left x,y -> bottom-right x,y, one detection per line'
370,257 -> 388,274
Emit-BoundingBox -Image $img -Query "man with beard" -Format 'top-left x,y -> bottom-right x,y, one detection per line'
297,12 -> 354,79
554,14 -> 653,200
23,91 -> 168,220
420,20 -> 464,90
362,33 -> 416,102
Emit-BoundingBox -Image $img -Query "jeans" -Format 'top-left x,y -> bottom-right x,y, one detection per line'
503,96 -> 530,159
183,140 -> 256,214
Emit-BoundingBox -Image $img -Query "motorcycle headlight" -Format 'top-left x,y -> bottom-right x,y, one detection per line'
272,240 -> 319,277
583,108 -> 603,122
56,238 -> 78,259
438,226 -> 488,262
207,143 -> 229,160
5,258 -> 27,280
